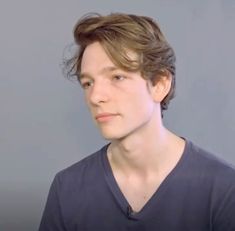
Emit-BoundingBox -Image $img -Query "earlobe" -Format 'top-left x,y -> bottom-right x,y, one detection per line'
152,74 -> 172,102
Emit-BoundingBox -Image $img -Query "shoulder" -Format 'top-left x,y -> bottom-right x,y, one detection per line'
185,139 -> 235,185
184,140 -> 235,229
54,144 -> 109,185
187,140 -> 234,170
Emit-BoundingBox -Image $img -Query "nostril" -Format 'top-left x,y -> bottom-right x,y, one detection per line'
88,85 -> 109,105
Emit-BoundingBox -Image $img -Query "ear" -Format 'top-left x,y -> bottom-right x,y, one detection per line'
150,74 -> 172,103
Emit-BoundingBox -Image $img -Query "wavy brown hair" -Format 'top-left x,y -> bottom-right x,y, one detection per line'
65,13 -> 176,113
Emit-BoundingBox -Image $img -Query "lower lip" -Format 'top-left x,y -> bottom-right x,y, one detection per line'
96,115 -> 117,122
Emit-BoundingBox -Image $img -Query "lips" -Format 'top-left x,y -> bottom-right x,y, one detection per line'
95,113 -> 118,122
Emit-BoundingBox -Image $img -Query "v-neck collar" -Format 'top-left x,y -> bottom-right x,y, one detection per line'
101,139 -> 191,220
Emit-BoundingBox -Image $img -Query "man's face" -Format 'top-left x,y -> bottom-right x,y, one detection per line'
80,42 -> 159,140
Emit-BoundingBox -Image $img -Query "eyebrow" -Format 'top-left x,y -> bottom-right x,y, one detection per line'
80,66 -> 119,80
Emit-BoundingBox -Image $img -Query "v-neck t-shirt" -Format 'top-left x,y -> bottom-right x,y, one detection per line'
39,140 -> 235,231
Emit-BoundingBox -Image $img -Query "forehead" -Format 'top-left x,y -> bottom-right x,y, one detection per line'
80,41 -> 138,75
81,42 -> 114,73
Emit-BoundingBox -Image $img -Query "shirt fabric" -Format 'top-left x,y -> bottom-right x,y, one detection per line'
38,140 -> 235,231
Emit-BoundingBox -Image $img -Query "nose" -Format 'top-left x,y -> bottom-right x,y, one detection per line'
87,80 -> 109,105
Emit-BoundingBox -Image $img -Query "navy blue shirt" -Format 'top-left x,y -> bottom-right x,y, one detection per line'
39,140 -> 235,230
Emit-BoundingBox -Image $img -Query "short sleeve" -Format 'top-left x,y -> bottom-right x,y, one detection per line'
38,174 -> 67,231
213,182 -> 235,230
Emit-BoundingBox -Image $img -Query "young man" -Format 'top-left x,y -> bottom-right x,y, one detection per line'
39,13 -> 235,230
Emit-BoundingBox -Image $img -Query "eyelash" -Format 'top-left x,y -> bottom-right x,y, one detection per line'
80,75 -> 126,89
112,75 -> 125,81
81,80 -> 93,89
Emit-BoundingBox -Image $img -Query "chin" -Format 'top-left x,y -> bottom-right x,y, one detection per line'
99,130 -> 125,141
101,134 -> 122,141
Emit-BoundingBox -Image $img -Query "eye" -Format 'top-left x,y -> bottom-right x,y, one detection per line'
112,75 -> 125,81
80,80 -> 93,89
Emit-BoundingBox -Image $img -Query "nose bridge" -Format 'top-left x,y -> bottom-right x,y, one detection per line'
88,78 -> 109,104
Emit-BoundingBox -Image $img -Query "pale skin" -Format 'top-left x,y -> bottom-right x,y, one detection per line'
80,42 -> 185,212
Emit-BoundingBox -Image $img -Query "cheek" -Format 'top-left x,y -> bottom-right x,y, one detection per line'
125,92 -> 154,116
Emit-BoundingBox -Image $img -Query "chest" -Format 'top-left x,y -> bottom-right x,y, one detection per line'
63,179 -> 211,231
113,174 -> 165,213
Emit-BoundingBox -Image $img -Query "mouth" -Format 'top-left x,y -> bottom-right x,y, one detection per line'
95,113 -> 118,122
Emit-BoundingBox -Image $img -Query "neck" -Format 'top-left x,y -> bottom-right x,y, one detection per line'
107,122 -> 185,177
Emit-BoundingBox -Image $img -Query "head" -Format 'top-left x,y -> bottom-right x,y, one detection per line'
65,12 -> 176,116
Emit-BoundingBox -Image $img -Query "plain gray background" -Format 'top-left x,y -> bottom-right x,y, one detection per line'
0,0 -> 234,230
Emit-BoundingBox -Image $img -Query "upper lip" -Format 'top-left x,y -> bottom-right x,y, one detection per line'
95,113 -> 118,119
